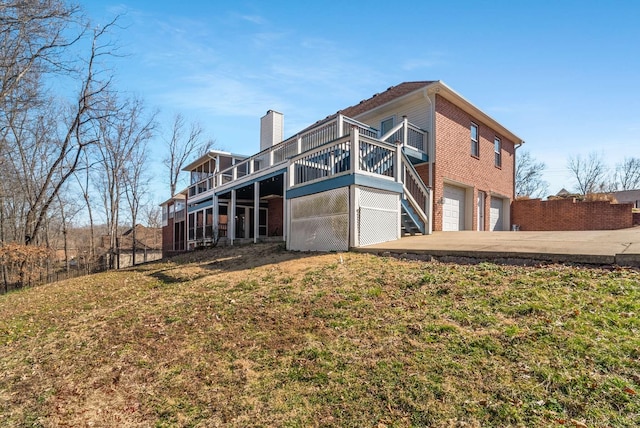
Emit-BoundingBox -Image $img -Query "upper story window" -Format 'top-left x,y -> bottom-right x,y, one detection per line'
494,137 -> 502,167
190,158 -> 216,184
380,117 -> 394,136
470,123 -> 479,157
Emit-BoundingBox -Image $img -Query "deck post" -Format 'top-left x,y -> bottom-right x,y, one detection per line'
283,171 -> 288,244
254,181 -> 260,244
213,195 -> 219,240
351,125 -> 359,173
230,189 -> 236,246
395,140 -> 403,183
349,186 -> 359,248
402,115 -> 408,146
337,114 -> 344,137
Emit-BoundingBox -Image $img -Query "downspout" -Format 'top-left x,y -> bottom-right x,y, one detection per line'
513,141 -> 524,199
512,140 -> 524,231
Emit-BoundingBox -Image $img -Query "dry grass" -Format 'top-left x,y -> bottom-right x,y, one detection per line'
0,243 -> 639,427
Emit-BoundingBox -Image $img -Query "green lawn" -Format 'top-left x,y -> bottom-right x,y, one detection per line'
1,243 -> 638,427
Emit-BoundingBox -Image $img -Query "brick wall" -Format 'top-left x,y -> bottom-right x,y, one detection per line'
424,95 -> 515,231
162,218 -> 175,257
512,198 -> 634,231
267,197 -> 284,236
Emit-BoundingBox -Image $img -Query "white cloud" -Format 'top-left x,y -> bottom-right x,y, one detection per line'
240,14 -> 266,25
160,74 -> 286,118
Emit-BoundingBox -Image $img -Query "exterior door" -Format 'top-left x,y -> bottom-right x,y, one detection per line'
490,197 -> 504,231
443,185 -> 465,231
477,191 -> 485,231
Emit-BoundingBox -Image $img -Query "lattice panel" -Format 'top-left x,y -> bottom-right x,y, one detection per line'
358,187 -> 399,247
290,187 -> 349,251
359,187 -> 398,211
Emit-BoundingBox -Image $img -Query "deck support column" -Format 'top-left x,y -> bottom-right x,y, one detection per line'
283,171 -> 288,245
254,181 -> 260,244
213,195 -> 219,242
230,189 -> 236,246
349,186 -> 359,248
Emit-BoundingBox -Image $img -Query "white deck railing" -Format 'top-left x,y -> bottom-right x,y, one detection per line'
290,131 -> 398,187
187,114 -> 428,198
401,151 -> 430,226
380,117 -> 427,152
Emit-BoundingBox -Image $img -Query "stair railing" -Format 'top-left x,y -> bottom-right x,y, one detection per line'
400,151 -> 430,229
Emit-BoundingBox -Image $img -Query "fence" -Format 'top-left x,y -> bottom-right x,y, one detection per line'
1,261 -> 107,295
511,198 -> 635,231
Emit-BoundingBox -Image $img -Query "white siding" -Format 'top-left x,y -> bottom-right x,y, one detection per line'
352,93 -> 430,133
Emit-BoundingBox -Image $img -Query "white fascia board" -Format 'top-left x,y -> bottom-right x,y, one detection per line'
431,81 -> 525,145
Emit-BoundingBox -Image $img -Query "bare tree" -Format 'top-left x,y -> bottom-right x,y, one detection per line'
516,151 -> 549,198
613,157 -> 640,191
567,152 -> 609,195
122,109 -> 156,266
95,96 -> 155,268
0,0 -> 83,107
54,191 -> 82,272
143,205 -> 162,229
163,113 -> 214,196
73,150 -> 97,262
0,8 -> 118,245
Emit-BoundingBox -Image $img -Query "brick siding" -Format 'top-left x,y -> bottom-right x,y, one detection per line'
267,198 -> 284,236
512,198 -> 634,231
162,218 -> 174,257
422,95 -> 515,231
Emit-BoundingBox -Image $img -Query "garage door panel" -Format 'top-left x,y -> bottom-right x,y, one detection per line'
443,185 -> 465,231
490,198 -> 503,231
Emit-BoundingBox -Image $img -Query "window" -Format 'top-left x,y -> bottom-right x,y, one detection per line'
494,137 -> 502,167
470,123 -> 479,157
380,117 -> 394,136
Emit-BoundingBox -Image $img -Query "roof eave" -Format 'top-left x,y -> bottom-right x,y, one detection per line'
181,149 -> 252,172
430,81 -> 525,145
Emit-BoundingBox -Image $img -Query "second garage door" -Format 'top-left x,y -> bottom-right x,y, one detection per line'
443,185 -> 465,231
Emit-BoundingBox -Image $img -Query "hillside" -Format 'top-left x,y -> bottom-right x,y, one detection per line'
1,243 -> 639,427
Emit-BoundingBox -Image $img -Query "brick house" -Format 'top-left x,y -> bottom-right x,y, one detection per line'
161,80 -> 524,254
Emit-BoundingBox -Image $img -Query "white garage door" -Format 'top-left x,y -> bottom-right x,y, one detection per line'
490,197 -> 504,231
443,185 -> 465,231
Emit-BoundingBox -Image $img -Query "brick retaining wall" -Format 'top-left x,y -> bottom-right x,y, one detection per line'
512,198 -> 634,231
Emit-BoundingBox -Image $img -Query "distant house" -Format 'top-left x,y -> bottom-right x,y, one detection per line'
612,189 -> 640,209
99,225 -> 162,268
161,80 -> 524,254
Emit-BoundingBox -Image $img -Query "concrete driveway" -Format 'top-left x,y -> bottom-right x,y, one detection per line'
357,228 -> 640,266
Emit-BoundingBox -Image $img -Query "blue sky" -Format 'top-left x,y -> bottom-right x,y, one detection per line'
83,0 -> 639,201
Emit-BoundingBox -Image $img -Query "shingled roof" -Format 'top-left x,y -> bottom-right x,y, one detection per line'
294,81 -> 437,136
339,81 -> 436,118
